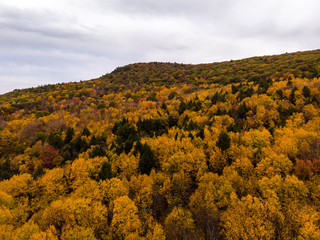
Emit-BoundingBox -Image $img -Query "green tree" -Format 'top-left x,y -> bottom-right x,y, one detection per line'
178,101 -> 187,115
216,131 -> 231,151
138,142 -> 156,175
302,86 -> 311,98
64,127 -> 74,144
81,127 -> 91,137
97,161 -> 113,181
112,118 -> 140,154
238,102 -> 248,119
47,132 -> 64,149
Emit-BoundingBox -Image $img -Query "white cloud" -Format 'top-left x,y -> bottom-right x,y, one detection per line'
0,0 -> 319,94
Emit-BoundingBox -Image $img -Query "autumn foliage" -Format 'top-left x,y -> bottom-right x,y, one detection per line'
1,50 -> 320,239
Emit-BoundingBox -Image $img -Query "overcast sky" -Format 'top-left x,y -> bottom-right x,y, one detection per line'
1,0 -> 319,94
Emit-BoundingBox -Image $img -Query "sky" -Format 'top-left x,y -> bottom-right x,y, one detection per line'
0,0 -> 320,94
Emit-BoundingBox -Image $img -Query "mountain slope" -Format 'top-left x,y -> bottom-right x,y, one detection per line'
1,49 -> 320,239
1,49 -> 320,101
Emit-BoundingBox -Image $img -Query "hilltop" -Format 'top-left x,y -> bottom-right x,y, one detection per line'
1,49 -> 320,102
1,49 -> 320,239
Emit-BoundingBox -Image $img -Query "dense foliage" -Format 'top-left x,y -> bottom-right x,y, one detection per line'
1,50 -> 320,239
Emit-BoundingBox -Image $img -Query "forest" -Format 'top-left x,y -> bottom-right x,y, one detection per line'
1,49 -> 320,239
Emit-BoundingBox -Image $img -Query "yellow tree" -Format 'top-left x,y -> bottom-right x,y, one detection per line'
112,153 -> 139,180
129,174 -> 154,230
39,197 -> 108,239
273,127 -> 298,159
70,157 -> 91,190
146,223 -> 166,240
207,148 -> 228,175
60,226 -> 97,240
0,205 -> 13,225
231,157 -> 255,180
29,226 -> 58,240
0,173 -> 33,225
279,201 -> 320,239
222,164 -> 258,199
256,154 -> 293,178
37,168 -> 69,203
258,174 -> 308,207
242,128 -> 272,151
189,172 -> 234,239
0,128 -> 19,157
100,177 -> 129,207
221,194 -> 278,240
0,189 -> 14,209
162,170 -> 194,207
13,220 -> 41,240
111,196 -> 142,239
164,206 -> 199,240
147,135 -> 207,179
241,128 -> 272,166
0,224 -> 14,239
71,178 -> 102,202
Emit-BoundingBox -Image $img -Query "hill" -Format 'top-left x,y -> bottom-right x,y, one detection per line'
1,50 -> 320,239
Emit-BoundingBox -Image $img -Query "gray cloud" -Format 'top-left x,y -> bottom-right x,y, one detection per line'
0,0 -> 319,94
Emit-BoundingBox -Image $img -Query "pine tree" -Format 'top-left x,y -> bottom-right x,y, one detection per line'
97,161 -> 113,181
216,131 -> 231,151
178,101 -> 187,115
64,127 -> 74,144
139,143 -> 155,175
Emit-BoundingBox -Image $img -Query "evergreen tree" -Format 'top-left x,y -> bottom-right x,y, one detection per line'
139,143 -> 156,175
82,127 -> 91,137
196,128 -> 205,140
33,165 -> 45,179
216,131 -> 231,151
113,118 -> 140,154
97,161 -> 113,181
178,101 -> 187,115
211,92 -> 219,104
64,127 -> 74,144
0,158 -> 12,180
302,86 -> 311,98
276,89 -> 284,99
238,102 -> 248,119
161,102 -> 167,110
289,86 -> 298,104
47,132 -> 64,149
89,145 -> 106,158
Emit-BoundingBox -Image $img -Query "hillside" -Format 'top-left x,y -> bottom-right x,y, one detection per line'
1,50 -> 320,239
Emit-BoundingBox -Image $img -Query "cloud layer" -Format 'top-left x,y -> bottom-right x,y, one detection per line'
1,0 -> 320,94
